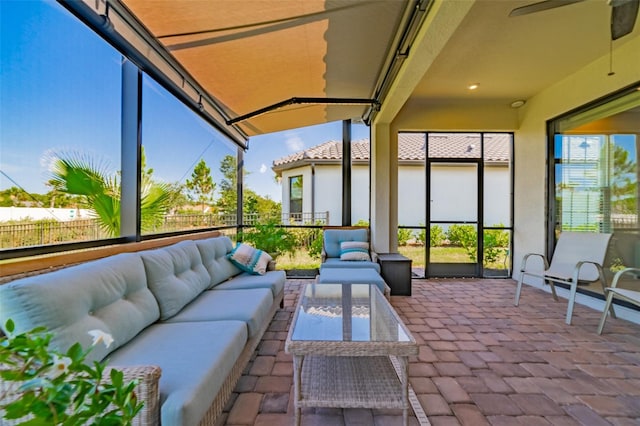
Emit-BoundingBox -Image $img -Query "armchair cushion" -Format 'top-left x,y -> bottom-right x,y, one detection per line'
323,228 -> 369,259
339,241 -> 371,261
227,243 -> 272,275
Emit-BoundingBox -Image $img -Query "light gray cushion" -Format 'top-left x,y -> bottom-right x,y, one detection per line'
140,240 -> 211,320
323,228 -> 369,258
164,288 -> 273,338
107,321 -> 247,426
339,241 -> 371,261
0,253 -> 159,363
318,267 -> 387,294
321,258 -> 381,273
195,236 -> 241,288
214,270 -> 286,299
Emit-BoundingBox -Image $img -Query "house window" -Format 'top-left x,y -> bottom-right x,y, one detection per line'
549,86 -> 640,298
289,176 -> 303,221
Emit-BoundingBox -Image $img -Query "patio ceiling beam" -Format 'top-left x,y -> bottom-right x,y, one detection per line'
226,97 -> 379,126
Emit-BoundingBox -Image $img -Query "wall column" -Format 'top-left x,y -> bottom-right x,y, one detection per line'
370,122 -> 398,253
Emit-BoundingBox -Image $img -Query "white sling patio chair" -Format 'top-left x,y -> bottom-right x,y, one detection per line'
515,231 -> 614,325
597,267 -> 640,334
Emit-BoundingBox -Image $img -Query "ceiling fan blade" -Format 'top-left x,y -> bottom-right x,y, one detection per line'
611,0 -> 639,40
509,0 -> 585,17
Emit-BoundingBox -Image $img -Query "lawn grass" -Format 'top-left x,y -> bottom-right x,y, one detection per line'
274,249 -> 321,270
273,245 -> 509,271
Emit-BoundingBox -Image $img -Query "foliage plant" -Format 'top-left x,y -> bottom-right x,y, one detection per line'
446,224 -> 509,265
288,222 -> 323,260
242,218 -> 297,258
0,319 -> 143,425
397,228 -> 413,246
429,225 -> 445,247
47,150 -> 178,237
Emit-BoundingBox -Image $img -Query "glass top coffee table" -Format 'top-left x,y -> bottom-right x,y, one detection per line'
285,283 -> 418,426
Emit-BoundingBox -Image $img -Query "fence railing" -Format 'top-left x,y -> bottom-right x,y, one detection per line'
0,212 -> 329,249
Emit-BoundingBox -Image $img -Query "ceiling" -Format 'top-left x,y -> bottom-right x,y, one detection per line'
115,0 -> 639,137
411,0 -> 639,107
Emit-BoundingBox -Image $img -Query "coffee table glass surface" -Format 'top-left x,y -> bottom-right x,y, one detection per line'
287,283 -> 414,353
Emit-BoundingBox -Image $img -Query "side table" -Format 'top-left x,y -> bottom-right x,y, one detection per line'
377,253 -> 412,296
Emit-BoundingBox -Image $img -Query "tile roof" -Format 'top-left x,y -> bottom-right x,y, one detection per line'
272,133 -> 511,170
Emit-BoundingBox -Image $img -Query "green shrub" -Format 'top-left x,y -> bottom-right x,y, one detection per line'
242,218 -> 296,257
429,225 -> 445,247
446,224 -> 477,261
484,225 -> 509,265
397,228 -> 413,246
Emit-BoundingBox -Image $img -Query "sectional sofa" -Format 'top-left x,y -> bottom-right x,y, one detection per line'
0,236 -> 285,426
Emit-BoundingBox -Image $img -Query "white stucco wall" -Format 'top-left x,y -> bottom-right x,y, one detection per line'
280,161 -> 509,228
0,207 -> 94,222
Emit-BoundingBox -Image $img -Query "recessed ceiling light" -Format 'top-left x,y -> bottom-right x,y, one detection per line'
468,83 -> 479,90
510,99 -> 526,108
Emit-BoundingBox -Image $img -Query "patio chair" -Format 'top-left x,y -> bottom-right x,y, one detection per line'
515,231 -> 613,325
597,267 -> 640,334
320,227 -> 380,273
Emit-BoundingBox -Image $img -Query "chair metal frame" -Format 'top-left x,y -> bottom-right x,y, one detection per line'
597,267 -> 640,334
515,232 -> 614,325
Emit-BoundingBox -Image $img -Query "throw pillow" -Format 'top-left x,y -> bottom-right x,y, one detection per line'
339,241 -> 370,261
227,243 -> 273,275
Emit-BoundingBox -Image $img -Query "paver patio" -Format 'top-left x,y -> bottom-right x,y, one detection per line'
219,278 -> 640,425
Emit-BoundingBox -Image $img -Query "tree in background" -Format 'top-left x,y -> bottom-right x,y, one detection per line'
216,155 -> 238,216
609,142 -> 637,214
216,154 -> 282,220
186,159 -> 215,212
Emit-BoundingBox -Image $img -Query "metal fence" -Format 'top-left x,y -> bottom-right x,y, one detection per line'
1,212 -> 329,249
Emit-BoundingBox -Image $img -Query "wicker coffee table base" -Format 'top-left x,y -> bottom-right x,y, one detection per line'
293,355 -> 410,426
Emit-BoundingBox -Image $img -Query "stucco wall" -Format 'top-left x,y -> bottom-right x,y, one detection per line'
280,162 -> 509,228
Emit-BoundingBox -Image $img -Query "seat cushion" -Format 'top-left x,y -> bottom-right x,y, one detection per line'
318,267 -> 388,294
321,258 -> 381,273
195,236 -> 241,288
0,252 -> 159,363
323,228 -> 369,258
163,288 -> 273,338
214,270 -> 286,299
140,240 -> 211,320
107,321 -> 247,426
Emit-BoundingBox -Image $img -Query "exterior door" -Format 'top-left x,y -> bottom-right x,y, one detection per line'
427,159 -> 481,277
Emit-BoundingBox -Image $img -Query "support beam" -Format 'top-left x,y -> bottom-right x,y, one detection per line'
342,119 -> 352,226
120,60 -> 141,240
370,123 -> 399,253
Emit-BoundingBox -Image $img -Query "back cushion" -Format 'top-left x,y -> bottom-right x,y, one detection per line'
0,253 -> 159,363
323,228 -> 369,258
195,236 -> 241,288
140,240 -> 211,320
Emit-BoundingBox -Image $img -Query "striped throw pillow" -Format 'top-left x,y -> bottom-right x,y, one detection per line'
339,241 -> 370,261
227,243 -> 272,275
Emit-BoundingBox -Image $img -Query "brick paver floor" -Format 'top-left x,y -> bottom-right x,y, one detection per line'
220,278 -> 640,425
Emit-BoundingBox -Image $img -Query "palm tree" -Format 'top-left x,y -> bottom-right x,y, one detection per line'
48,151 -> 176,237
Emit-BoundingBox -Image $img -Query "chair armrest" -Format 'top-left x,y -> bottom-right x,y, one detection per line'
610,267 -> 640,289
370,249 -> 378,263
267,260 -> 277,271
321,247 -> 327,263
105,365 -> 162,426
520,252 -> 549,272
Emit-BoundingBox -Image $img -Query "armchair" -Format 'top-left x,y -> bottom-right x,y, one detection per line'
320,227 -> 380,273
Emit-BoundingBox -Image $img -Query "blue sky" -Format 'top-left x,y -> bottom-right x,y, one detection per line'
0,0 -> 369,203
